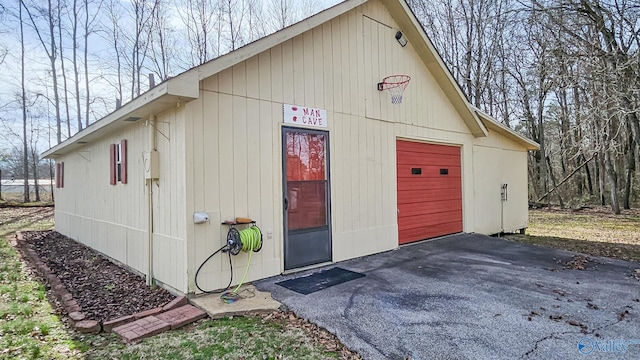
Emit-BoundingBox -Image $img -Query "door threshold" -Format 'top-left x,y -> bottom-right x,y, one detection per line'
282,261 -> 334,275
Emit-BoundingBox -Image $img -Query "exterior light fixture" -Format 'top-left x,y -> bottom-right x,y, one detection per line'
395,31 -> 408,47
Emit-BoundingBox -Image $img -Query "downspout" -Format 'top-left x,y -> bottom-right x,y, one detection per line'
147,115 -> 157,286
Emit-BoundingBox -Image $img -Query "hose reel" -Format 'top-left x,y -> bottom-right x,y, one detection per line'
225,226 -> 263,255
194,217 -> 263,296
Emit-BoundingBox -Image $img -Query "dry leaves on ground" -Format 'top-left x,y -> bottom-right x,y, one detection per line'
260,311 -> 363,359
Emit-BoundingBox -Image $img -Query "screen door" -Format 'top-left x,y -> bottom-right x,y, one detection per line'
283,127 -> 331,270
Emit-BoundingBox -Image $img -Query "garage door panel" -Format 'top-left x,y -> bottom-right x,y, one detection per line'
398,200 -> 462,217
397,140 -> 463,245
398,188 -> 462,202
397,165 -> 461,178
397,152 -> 460,167
397,189 -> 462,203
397,177 -> 461,190
397,142 -> 460,155
399,221 -> 463,243
398,210 -> 463,229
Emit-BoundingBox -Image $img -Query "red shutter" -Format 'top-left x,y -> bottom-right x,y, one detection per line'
120,139 -> 128,184
56,163 -> 60,188
60,162 -> 64,188
110,144 -> 117,185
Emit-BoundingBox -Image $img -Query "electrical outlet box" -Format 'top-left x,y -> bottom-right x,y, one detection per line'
143,150 -> 159,179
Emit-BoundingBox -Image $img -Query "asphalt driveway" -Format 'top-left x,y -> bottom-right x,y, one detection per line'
255,233 -> 640,359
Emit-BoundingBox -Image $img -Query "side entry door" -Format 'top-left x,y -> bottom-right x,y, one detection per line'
282,128 -> 331,270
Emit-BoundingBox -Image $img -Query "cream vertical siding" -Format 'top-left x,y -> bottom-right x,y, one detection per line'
501,150 -> 528,232
53,105 -> 189,294
472,132 -> 530,234
53,122 -> 149,276
151,107 -> 188,293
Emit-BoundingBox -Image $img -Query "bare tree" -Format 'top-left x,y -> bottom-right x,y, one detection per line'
70,0 -> 82,131
57,0 -> 72,138
22,0 -> 63,144
104,0 -> 124,103
83,0 -> 102,126
268,0 -> 295,30
408,0 -> 639,212
19,0 -> 30,202
127,0 -> 159,98
176,0 -> 220,66
148,1 -> 177,81
219,0 -> 247,51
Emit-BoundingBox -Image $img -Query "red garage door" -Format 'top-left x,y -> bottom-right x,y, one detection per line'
397,140 -> 462,244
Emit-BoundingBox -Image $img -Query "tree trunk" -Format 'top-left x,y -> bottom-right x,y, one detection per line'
582,153 -> 594,196
49,159 -> 54,202
58,0 -> 72,138
546,155 -> 564,207
537,92 -> 548,199
32,149 -> 40,202
623,131 -> 635,209
72,0 -> 83,131
603,148 -> 620,214
84,0 -> 90,127
597,154 -> 605,206
20,2 -> 30,203
48,0 -> 62,144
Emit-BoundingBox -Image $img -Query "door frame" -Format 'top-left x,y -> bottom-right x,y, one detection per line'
282,126 -> 332,270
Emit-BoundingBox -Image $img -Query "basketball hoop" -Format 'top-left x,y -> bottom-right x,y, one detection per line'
377,75 -> 411,104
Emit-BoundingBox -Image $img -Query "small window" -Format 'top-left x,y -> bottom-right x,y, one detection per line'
56,162 -> 64,188
110,140 -> 128,185
116,144 -> 122,182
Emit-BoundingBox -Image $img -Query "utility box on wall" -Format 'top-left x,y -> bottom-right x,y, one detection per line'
143,150 -> 159,180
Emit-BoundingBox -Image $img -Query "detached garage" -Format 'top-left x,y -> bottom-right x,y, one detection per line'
43,0 -> 538,296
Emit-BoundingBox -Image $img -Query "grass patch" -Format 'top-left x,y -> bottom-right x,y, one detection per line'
84,316 -> 340,359
506,208 -> 640,262
0,207 -> 54,238
0,233 -> 83,359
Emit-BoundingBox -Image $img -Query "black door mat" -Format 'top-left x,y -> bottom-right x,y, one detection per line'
276,267 -> 366,295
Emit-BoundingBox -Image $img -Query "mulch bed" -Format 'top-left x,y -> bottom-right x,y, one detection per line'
22,230 -> 175,322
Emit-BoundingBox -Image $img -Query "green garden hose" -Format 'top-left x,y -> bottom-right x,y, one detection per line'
220,225 -> 262,303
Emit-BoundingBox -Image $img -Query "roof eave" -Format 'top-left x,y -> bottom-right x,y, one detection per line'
42,73 -> 199,159
473,107 -> 540,151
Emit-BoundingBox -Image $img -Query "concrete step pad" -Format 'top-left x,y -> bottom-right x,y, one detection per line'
156,304 -> 207,329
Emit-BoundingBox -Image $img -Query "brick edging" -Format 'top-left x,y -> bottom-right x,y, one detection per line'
13,231 -> 187,336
